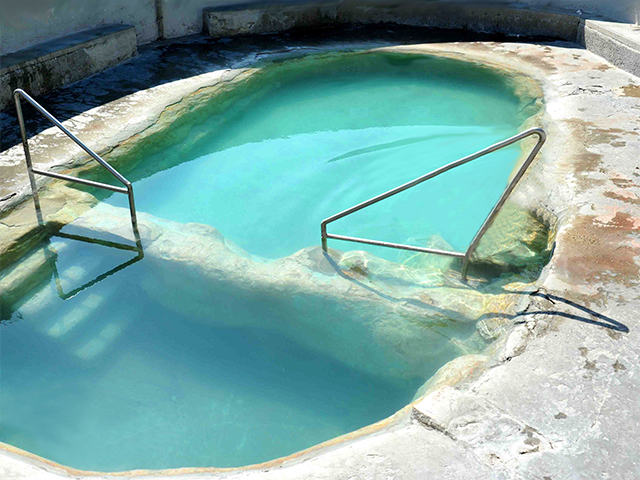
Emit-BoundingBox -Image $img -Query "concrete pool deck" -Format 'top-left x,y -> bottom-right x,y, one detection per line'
0,25 -> 639,480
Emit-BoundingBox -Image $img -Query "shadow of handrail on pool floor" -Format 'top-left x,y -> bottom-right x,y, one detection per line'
321,249 -> 403,303
43,229 -> 144,300
321,249 -> 516,326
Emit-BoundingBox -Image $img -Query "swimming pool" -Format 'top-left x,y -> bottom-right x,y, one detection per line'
1,51 -> 544,472
91,52 -> 530,260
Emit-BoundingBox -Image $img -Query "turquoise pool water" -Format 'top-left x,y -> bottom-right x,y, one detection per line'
0,236 -> 477,471
1,52 -> 531,472
101,52 -> 526,259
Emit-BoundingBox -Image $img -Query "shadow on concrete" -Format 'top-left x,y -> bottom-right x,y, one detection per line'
321,249 -> 629,333
516,290 -> 630,333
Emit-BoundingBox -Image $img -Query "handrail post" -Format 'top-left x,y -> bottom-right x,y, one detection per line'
460,128 -> 546,281
14,91 -> 44,226
126,184 -> 138,227
321,222 -> 328,252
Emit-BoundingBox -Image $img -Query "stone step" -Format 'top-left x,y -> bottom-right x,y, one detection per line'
579,19 -> 640,78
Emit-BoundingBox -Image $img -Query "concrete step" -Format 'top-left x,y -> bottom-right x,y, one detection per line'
579,19 -> 640,78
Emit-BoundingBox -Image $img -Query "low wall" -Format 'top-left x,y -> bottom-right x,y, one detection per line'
202,1 -> 640,78
204,1 -> 582,40
0,26 -> 137,111
1,1 -> 638,56
579,19 -> 640,77
0,0 -> 156,56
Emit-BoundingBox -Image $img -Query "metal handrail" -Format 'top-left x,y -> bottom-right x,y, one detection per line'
13,88 -> 138,229
321,127 -> 547,281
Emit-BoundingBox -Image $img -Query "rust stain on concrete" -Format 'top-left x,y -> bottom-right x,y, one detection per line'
557,214 -> 640,287
621,84 -> 640,98
604,190 -> 640,205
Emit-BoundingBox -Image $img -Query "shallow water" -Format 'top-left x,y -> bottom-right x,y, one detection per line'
1,52 -> 526,471
102,52 -> 524,259
0,237 -> 471,471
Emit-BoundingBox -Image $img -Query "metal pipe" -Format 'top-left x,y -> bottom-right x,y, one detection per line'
13,88 -> 138,235
14,89 -> 131,187
460,128 -> 546,280
126,185 -> 138,227
31,169 -> 128,193
322,128 -> 544,231
326,233 -> 466,257
14,91 -> 44,225
321,127 -> 546,281
321,223 -> 328,251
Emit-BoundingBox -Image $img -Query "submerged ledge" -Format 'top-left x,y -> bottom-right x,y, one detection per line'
8,200 -> 549,375
0,32 -> 639,479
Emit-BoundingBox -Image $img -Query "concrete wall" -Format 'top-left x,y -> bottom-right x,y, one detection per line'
444,1 -> 639,24
0,26 -> 138,111
1,0 -> 639,56
161,0 -> 247,38
0,0 -> 157,56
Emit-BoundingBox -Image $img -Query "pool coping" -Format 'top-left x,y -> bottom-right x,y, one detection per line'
0,34 -> 639,480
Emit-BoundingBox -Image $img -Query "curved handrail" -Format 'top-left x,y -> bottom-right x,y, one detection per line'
13,88 -> 138,229
321,127 -> 547,281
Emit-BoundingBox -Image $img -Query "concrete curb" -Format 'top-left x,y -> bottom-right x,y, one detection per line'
203,1 -> 640,78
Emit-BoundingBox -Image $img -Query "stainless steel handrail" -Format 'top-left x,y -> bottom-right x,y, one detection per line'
13,88 -> 138,229
321,127 -> 547,281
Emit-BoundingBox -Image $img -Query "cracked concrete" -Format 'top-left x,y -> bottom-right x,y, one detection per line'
0,22 -> 639,480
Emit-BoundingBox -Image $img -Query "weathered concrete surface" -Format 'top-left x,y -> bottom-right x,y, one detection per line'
579,18 -> 640,77
0,25 -> 137,111
204,1 -> 337,37
0,0 -> 157,55
0,29 -> 639,480
203,1 -> 582,40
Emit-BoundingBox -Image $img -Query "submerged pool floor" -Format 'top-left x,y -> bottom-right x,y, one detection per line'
102,52 -> 526,259
1,52 -> 531,472
0,237 -> 438,471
